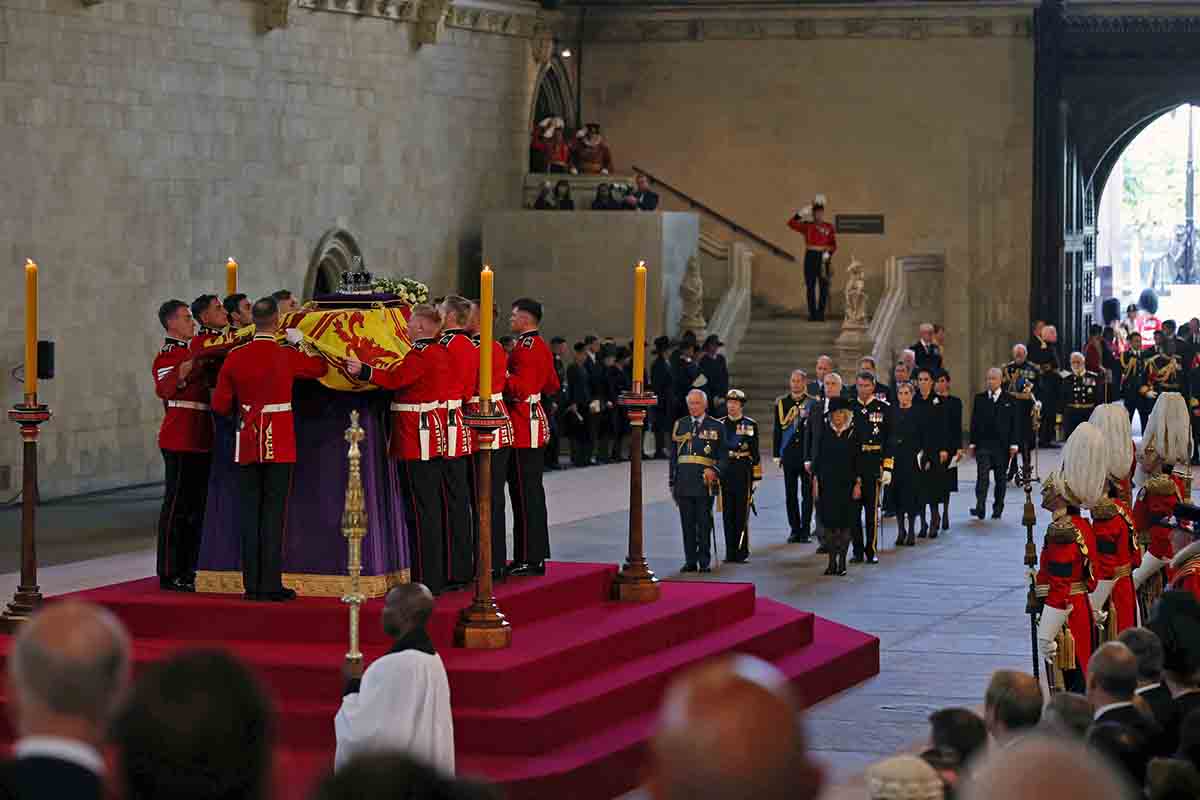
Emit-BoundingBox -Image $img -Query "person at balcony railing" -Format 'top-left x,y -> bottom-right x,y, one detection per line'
787,194 -> 837,322
622,173 -> 659,211
571,122 -> 613,175
530,116 -> 570,173
592,182 -> 622,211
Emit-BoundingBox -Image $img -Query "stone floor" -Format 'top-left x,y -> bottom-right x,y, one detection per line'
0,446 -> 1147,796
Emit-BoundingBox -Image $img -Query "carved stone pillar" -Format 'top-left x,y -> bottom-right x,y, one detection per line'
678,254 -> 707,333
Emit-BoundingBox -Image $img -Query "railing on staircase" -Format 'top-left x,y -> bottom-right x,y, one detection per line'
867,256 -> 905,371
706,242 -> 753,368
632,166 -> 797,263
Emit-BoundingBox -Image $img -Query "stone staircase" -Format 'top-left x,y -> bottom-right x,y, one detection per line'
729,315 -> 845,426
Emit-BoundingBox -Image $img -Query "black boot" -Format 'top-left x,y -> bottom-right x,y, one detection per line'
823,551 -> 837,576
906,515 -> 917,546
918,511 -> 929,539
941,502 -> 950,531
837,548 -> 848,576
929,506 -> 941,533
894,514 -> 907,548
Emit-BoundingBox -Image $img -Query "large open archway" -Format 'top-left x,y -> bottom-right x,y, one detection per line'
304,228 -> 363,300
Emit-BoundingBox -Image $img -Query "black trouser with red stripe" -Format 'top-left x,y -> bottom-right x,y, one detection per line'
441,455 -> 475,583
508,447 -> 550,565
158,450 -> 211,586
401,458 -> 446,595
234,462 -> 291,596
470,447 -> 512,570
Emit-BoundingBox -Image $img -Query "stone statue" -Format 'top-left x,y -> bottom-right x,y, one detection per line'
679,254 -> 707,331
843,256 -> 868,330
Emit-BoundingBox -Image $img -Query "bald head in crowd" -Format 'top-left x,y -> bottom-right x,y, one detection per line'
960,737 -> 1129,800
646,655 -> 823,800
8,601 -> 131,746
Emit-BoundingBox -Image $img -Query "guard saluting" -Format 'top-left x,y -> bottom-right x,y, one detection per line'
787,194 -> 837,322
670,389 -> 728,573
850,371 -> 891,564
773,370 -> 820,543
212,297 -> 328,601
152,300 -> 214,593
719,390 -> 760,564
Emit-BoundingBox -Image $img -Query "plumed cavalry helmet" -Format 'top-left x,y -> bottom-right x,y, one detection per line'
1139,392 -> 1192,469
1042,422 -> 1107,510
1088,403 -> 1133,482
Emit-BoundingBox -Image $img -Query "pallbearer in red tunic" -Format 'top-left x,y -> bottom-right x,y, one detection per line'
1036,423 -> 1106,692
787,194 -> 838,322
152,300 -> 213,593
1133,392 -> 1192,616
504,298 -> 561,576
467,300 -> 514,578
345,304 -> 452,595
1169,503 -> 1200,603
212,296 -> 328,601
437,296 -> 478,590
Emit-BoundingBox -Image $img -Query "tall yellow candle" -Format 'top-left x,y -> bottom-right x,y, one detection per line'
24,259 -> 37,400
226,258 -> 238,296
632,261 -> 647,388
478,265 -> 494,407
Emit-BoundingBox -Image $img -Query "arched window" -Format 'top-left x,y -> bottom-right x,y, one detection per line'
529,58 -> 576,170
305,229 -> 363,299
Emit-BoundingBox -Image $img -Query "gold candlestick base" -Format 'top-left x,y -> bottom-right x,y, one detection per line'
613,389 -> 660,603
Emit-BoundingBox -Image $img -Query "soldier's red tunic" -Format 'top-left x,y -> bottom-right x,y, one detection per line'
1036,514 -> 1099,674
504,330 -> 560,450
1170,543 -> 1200,603
1091,498 -> 1141,634
467,337 -> 513,450
211,335 -> 328,464
438,329 -> 477,459
1134,474 -> 1183,565
153,338 -> 213,453
786,217 -> 838,252
363,338 -> 450,462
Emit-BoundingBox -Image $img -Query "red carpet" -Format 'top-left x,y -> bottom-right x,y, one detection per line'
0,563 -> 878,800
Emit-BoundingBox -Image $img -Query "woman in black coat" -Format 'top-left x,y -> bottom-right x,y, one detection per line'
812,397 -> 861,576
914,368 -> 950,538
935,370 -> 963,533
887,382 -> 929,547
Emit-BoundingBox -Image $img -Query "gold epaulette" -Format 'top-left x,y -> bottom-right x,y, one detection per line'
1146,473 -> 1179,497
1091,497 -> 1118,521
1046,517 -> 1078,544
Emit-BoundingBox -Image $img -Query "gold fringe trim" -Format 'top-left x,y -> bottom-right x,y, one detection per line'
195,569 -> 409,598
1139,570 -> 1164,619
1104,602 -> 1119,644
1055,623 -> 1077,671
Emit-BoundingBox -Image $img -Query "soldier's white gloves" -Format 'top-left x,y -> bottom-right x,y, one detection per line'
822,252 -> 831,264
1034,401 -> 1043,412
1090,579 -> 1116,616
601,168 -> 610,175
1037,605 -> 1069,662
797,204 -> 813,220
772,457 -> 781,466
285,328 -> 304,345
1133,553 -> 1168,589
881,471 -> 892,487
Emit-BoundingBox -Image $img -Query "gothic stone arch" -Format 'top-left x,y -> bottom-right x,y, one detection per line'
530,57 -> 576,132
305,229 -> 364,300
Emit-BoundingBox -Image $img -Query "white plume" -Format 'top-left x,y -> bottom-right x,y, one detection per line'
1088,402 -> 1133,480
1059,422 -> 1108,508
1139,392 -> 1192,467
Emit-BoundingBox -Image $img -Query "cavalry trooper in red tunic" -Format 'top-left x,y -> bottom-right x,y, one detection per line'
1170,503 -> 1200,604
152,300 -> 214,593
1087,404 -> 1140,638
787,193 -> 837,322
437,295 -> 478,590
1035,423 -> 1105,693
503,298 -> 561,577
212,296 -> 328,601
346,304 -> 451,594
466,300 -> 514,579
1132,392 -> 1193,617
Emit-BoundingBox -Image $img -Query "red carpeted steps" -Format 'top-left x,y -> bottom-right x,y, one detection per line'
0,562 -> 879,800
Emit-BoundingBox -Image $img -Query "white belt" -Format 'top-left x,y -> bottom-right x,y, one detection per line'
167,400 -> 209,411
469,393 -> 504,404
261,403 -> 291,413
446,399 -> 463,410
524,393 -> 542,403
392,401 -> 440,413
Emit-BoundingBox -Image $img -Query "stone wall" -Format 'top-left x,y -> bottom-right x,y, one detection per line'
576,6 -> 1035,399
0,0 -> 543,497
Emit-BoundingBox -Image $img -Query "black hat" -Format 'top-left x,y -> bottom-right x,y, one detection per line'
726,389 -> 746,403
1102,298 -> 1121,326
703,334 -> 724,349
1139,288 -> 1160,315
827,396 -> 850,413
1127,304 -> 1139,314
653,335 -> 671,353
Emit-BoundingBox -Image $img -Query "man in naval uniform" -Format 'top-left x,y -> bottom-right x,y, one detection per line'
670,389 -> 728,573
849,371 -> 891,564
1058,351 -> 1102,441
1002,344 -> 1040,483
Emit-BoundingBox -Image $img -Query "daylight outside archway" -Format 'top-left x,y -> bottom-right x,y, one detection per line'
1096,103 -> 1200,323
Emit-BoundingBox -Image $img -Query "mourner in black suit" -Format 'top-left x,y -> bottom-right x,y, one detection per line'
650,336 -> 674,459
1087,642 -> 1165,774
669,389 -> 729,572
969,368 -> 1019,520
564,344 -> 593,467
912,324 -> 943,374
719,389 -> 760,564
934,371 -> 962,533
914,368 -> 949,537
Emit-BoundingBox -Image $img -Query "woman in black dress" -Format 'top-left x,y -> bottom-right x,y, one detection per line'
935,370 -> 964,533
887,382 -> 928,546
812,397 -> 862,576
914,368 -> 949,537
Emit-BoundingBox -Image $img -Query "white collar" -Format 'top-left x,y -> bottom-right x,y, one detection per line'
990,389 -> 1001,401
1135,682 -> 1161,696
1093,700 -> 1135,720
13,737 -> 104,775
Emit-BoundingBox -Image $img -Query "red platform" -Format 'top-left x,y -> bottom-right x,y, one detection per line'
0,563 -> 878,800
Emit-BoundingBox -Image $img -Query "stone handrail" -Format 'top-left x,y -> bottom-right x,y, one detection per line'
706,242 -> 753,368
868,255 -> 906,370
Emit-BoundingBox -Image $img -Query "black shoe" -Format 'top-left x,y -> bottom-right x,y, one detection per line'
681,564 -> 699,573
991,507 -> 1003,520
970,507 -> 984,519
917,529 -> 928,539
929,529 -> 938,539
866,555 -> 879,564
941,513 -> 950,531
161,578 -> 195,593
850,555 -> 864,564
507,561 -> 546,577
264,588 -> 297,602
699,566 -> 712,573
815,544 -> 828,554
836,556 -> 848,576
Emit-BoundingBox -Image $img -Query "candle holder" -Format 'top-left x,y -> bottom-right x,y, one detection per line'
455,405 -> 512,649
2,400 -> 52,632
342,411 -> 368,668
613,382 -> 660,603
